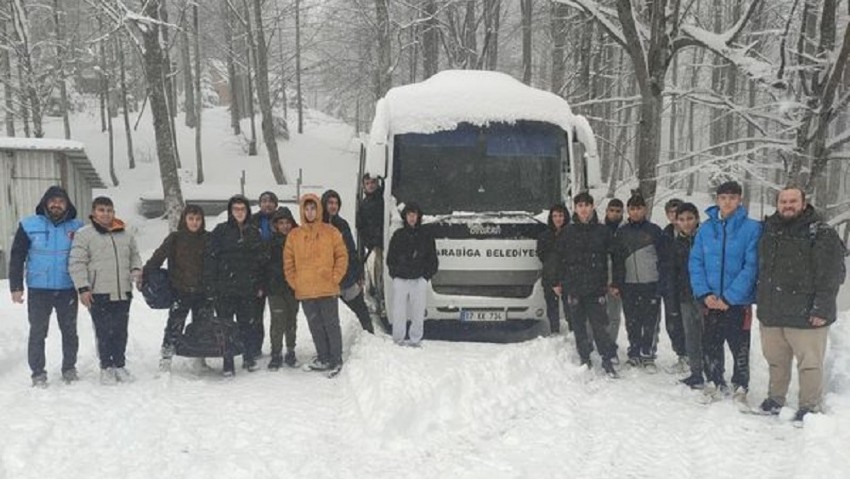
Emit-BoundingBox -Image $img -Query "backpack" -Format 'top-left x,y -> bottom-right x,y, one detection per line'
175,315 -> 244,358
141,268 -> 175,309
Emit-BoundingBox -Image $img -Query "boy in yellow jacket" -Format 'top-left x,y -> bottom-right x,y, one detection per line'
284,194 -> 348,376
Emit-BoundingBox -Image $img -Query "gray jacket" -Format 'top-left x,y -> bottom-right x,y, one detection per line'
69,219 -> 142,301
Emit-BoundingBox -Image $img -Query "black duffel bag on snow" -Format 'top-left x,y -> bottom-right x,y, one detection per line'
175,313 -> 244,358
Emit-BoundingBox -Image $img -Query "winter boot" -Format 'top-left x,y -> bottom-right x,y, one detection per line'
61,368 -> 79,384
31,372 -> 48,388
268,354 -> 283,371
223,356 -> 235,376
243,357 -> 259,372
602,360 -> 619,378
284,349 -> 297,367
114,367 -> 135,383
759,398 -> 783,415
100,368 -> 118,386
641,358 -> 658,374
680,374 -> 705,390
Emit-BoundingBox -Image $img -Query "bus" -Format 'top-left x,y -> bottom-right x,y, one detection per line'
361,70 -> 602,342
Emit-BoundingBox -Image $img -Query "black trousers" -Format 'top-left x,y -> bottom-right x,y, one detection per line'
162,292 -> 207,353
703,305 -> 751,389
567,294 -> 615,362
27,289 -> 79,376
621,284 -> 661,359
342,291 -> 375,334
90,295 -> 131,369
663,295 -> 687,357
216,295 -> 258,370
543,286 -> 569,334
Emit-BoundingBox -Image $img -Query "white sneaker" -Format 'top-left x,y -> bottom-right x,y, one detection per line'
114,367 -> 135,383
100,368 -> 118,386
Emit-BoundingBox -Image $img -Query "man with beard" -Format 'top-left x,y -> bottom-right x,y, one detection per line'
9,186 -> 84,387
756,186 -> 846,422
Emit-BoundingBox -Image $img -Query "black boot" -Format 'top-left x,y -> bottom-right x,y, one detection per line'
268,354 -> 283,371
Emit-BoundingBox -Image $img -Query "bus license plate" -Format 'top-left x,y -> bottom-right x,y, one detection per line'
460,310 -> 505,321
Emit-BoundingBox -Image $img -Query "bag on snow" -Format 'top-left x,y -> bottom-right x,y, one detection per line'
175,315 -> 244,358
141,268 -> 174,309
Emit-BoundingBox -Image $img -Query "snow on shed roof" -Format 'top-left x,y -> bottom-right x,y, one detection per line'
375,70 -> 581,136
0,137 -> 107,188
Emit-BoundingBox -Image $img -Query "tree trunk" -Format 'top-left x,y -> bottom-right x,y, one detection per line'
1,14 -> 15,137
193,2 -> 204,184
180,3 -> 196,128
105,39 -> 118,186
17,61 -> 30,137
98,17 -> 108,133
10,0 -> 42,137
241,0 -> 258,155
160,0 -> 181,168
296,0 -> 303,133
252,0 -> 286,183
520,0 -> 532,85
550,1 -> 568,95
52,0 -> 71,139
422,0 -> 439,78
141,0 -> 185,231
224,0 -> 241,134
118,35 -> 135,169
483,0 -> 500,70
463,0 -> 477,68
374,0 -> 391,98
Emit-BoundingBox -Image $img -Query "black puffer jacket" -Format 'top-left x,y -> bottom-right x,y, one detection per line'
322,190 -> 363,289
386,203 -> 438,280
560,212 -> 613,297
536,204 -> 569,287
757,205 -> 846,328
665,230 -> 698,315
203,196 -> 266,297
357,185 -> 384,250
265,208 -> 297,297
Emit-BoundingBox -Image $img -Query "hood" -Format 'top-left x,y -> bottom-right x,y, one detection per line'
400,202 -> 423,228
36,186 -> 77,222
321,189 -> 342,222
91,217 -> 126,234
226,195 -> 252,225
271,206 -> 299,228
299,193 -> 323,225
178,206 -> 207,233
546,203 -> 570,230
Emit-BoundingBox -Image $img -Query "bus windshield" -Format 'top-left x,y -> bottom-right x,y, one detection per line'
391,121 -> 565,215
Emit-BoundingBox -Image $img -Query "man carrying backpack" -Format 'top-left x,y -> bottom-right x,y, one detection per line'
756,186 -> 846,422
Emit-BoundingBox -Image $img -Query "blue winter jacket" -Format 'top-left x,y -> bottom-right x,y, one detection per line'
9,186 -> 84,291
689,205 -> 762,306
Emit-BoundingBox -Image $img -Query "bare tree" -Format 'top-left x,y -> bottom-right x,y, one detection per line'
1,11 -> 15,137
117,34 -> 135,169
180,1 -> 196,128
422,0 -> 439,78
374,0 -> 391,97
520,0 -> 532,84
193,1 -> 203,184
52,0 -> 70,139
251,0 -> 286,183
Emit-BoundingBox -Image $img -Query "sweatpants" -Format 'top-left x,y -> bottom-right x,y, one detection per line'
703,305 -> 751,389
621,284 -> 661,359
680,299 -> 705,377
364,248 -> 384,315
216,295 -> 258,370
391,277 -> 427,345
568,294 -> 615,362
342,290 -> 375,334
268,292 -> 299,356
161,292 -> 207,355
543,286 -> 569,334
606,292 -> 622,350
90,295 -> 131,369
27,289 -> 79,377
303,297 -> 343,366
760,325 -> 829,410
664,296 -> 687,358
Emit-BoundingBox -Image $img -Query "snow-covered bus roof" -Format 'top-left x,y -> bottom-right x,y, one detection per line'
366,70 -> 598,177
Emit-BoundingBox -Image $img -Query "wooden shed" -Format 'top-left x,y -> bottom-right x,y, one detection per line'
0,138 -> 106,279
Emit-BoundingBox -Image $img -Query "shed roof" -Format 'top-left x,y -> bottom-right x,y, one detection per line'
0,137 -> 108,188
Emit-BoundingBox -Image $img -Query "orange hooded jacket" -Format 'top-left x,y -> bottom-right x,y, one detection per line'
283,193 -> 348,300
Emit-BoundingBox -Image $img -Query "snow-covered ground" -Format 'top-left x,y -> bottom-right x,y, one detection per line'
2,105 -> 848,478
1,290 -> 849,478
